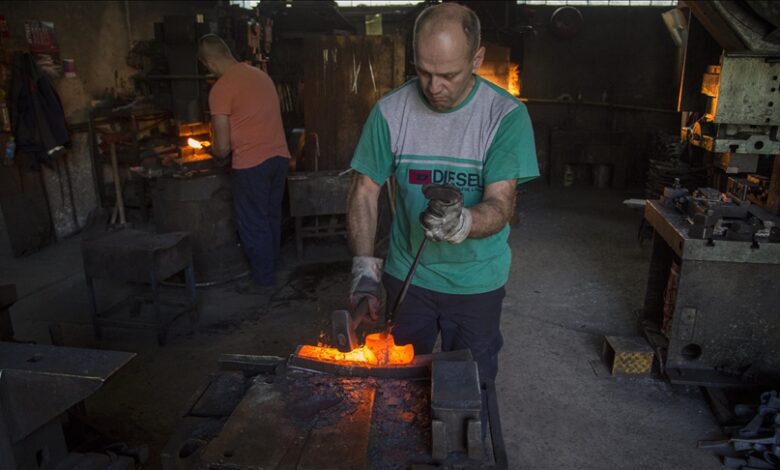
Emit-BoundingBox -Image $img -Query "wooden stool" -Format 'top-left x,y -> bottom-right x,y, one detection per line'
81,229 -> 198,345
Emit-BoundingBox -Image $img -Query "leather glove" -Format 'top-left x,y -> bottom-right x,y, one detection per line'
350,256 -> 383,321
420,184 -> 472,243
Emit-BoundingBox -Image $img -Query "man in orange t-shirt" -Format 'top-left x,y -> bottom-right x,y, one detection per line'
198,34 -> 291,293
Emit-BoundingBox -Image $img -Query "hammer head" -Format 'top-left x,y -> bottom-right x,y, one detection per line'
332,309 -> 359,352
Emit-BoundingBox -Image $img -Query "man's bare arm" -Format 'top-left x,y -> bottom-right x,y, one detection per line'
211,114 -> 231,159
467,180 -> 516,238
347,173 -> 382,256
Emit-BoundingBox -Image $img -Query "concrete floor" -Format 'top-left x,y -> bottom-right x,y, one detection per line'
1,182 -> 724,469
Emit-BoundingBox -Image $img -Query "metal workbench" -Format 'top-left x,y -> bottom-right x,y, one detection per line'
641,200 -> 780,387
0,342 -> 136,469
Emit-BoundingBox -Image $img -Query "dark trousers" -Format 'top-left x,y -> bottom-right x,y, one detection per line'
383,273 -> 505,381
232,156 -> 288,286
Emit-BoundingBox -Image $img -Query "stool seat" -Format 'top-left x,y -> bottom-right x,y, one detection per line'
82,230 -> 192,283
81,229 -> 198,345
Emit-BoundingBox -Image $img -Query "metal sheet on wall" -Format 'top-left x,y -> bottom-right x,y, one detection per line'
302,35 -> 405,171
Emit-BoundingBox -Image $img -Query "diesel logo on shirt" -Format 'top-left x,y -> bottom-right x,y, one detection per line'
408,169 -> 482,191
408,169 -> 432,185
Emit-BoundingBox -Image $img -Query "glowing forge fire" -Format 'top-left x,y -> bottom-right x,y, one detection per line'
508,63 -> 521,96
297,333 -> 415,367
187,138 -> 211,149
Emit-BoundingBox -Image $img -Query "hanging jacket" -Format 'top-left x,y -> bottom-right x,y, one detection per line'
9,52 -> 69,167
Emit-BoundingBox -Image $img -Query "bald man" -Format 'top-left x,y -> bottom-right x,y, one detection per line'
347,3 -> 539,382
198,34 -> 291,293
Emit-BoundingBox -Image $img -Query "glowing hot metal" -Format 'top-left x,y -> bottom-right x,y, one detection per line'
297,333 -> 414,367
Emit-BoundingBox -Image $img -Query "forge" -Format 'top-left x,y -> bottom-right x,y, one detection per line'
162,343 -> 507,470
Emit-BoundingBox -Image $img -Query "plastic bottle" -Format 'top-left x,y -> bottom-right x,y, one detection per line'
4,137 -> 15,166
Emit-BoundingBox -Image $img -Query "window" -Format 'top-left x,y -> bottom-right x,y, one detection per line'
335,0 -> 420,5
231,0 -> 421,8
518,0 -> 677,6
231,0 -> 260,8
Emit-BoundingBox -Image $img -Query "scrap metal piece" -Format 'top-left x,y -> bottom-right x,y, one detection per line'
217,354 -> 284,375
723,456 -> 748,468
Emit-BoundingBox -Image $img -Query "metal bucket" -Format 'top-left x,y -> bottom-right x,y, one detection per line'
152,172 -> 248,283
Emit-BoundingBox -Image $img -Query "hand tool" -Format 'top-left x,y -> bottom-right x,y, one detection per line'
331,183 -> 463,352
332,297 -> 370,353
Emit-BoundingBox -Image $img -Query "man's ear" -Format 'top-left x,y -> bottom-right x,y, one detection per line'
472,46 -> 486,73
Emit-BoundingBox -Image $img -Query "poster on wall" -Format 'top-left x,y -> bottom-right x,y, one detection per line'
24,20 -> 62,78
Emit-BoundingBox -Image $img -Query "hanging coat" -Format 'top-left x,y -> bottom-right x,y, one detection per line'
9,52 -> 69,167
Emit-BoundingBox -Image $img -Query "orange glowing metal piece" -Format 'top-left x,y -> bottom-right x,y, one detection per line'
297,333 -> 414,367
187,138 -> 202,149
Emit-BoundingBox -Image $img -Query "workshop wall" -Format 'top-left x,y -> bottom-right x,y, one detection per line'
0,1 -> 216,243
520,6 -> 681,189
1,1 -> 215,100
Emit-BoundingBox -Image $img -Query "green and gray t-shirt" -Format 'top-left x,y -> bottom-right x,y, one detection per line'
350,76 -> 539,295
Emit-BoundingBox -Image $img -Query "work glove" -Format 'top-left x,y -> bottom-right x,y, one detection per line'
420,184 -> 472,244
350,256 -> 383,321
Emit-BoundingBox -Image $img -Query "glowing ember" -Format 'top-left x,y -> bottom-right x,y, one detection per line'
187,138 -> 211,149
298,333 -> 414,367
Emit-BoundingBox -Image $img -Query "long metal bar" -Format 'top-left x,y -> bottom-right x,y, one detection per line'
109,142 -> 126,224
522,97 -> 678,114
386,237 -> 427,332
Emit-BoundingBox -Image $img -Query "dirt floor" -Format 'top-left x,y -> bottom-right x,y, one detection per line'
2,182 -> 725,469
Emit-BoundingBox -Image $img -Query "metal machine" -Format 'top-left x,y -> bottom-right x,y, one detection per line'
643,185 -> 780,387
642,2 -> 780,387
681,1 -> 780,160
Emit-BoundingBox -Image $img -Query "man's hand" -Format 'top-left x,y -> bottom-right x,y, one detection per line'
210,114 -> 232,159
350,255 -> 383,321
420,184 -> 472,243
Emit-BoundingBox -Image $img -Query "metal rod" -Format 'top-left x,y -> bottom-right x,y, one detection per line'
521,97 -> 678,114
386,237 -> 427,332
109,142 -> 126,224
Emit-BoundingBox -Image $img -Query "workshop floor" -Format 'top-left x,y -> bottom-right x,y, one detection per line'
1,182 -> 723,470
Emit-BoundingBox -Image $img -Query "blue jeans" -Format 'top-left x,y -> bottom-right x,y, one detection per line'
232,157 -> 288,286
383,273 -> 505,381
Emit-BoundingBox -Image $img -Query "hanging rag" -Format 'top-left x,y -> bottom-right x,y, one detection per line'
9,52 -> 69,167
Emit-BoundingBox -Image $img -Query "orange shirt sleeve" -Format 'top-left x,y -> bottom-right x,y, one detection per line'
209,80 -> 232,116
